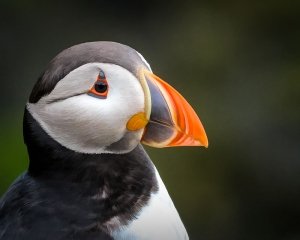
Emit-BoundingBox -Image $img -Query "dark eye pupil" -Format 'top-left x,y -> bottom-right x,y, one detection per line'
95,82 -> 107,93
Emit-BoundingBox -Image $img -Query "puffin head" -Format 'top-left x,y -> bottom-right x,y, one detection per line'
27,42 -> 208,154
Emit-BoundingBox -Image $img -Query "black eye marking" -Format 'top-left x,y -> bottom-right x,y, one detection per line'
94,81 -> 108,93
99,69 -> 106,79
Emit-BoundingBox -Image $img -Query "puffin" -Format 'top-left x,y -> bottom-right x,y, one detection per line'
0,42 -> 208,240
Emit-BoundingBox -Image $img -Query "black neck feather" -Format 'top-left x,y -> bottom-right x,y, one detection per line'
22,108 -> 158,229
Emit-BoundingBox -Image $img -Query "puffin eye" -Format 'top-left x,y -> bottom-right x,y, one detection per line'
88,70 -> 109,98
95,81 -> 108,93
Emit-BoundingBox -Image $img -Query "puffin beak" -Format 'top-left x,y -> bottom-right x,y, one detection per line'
138,69 -> 208,148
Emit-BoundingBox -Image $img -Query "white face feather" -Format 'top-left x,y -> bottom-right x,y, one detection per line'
27,63 -> 145,154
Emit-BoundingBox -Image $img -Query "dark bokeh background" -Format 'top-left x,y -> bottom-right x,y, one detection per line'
1,0 -> 300,239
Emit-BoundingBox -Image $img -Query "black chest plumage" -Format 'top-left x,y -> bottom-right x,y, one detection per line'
0,110 -> 158,240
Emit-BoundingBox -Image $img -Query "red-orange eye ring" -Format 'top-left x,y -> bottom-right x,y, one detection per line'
88,71 -> 109,98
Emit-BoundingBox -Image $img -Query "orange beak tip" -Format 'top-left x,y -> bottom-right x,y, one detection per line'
203,141 -> 209,148
198,135 -> 209,148
199,137 -> 209,148
193,139 -> 209,148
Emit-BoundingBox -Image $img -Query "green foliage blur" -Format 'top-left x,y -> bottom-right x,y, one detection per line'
0,0 -> 299,239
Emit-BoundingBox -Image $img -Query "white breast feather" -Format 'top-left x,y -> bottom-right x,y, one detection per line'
112,166 -> 189,240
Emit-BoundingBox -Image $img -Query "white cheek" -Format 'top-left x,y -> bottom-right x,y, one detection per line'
28,63 -> 145,154
46,63 -> 99,101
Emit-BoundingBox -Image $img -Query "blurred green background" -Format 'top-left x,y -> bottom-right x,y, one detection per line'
1,0 -> 300,239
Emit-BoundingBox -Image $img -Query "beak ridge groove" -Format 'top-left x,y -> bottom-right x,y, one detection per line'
141,70 -> 208,148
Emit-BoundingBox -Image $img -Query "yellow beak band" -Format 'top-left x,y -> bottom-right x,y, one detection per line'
126,112 -> 149,131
